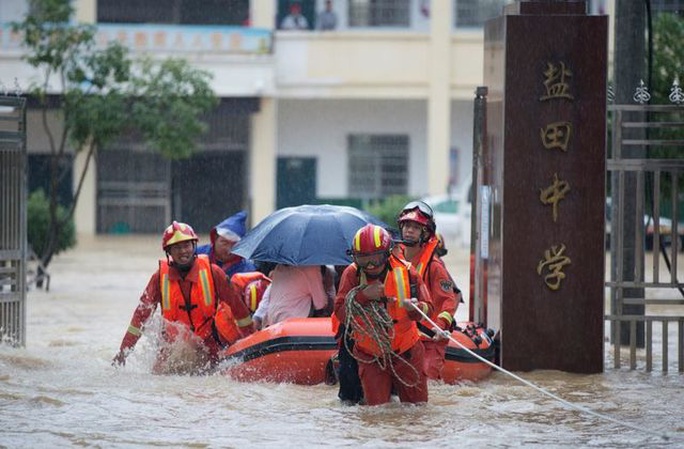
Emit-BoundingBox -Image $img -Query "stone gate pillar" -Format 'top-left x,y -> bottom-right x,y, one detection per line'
483,1 -> 607,373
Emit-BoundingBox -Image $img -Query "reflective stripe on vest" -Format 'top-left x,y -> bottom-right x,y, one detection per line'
198,267 -> 212,307
160,255 -> 214,312
161,271 -> 171,310
355,257 -> 419,355
249,283 -> 258,312
158,256 -> 217,341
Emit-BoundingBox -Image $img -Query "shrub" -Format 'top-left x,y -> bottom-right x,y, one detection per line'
27,189 -> 76,256
366,194 -> 416,237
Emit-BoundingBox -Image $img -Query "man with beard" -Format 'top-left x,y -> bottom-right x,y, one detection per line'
112,221 -> 255,374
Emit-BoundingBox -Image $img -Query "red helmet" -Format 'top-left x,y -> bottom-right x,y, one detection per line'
161,221 -> 198,250
397,200 -> 436,235
351,224 -> 392,256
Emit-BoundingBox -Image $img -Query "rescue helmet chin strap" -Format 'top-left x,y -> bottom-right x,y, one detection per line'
400,226 -> 429,247
402,238 -> 419,247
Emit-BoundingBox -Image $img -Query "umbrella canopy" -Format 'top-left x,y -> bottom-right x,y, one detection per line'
232,204 -> 389,266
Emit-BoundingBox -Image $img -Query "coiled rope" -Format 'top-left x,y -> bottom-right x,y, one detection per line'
406,301 -> 674,443
343,286 -> 420,387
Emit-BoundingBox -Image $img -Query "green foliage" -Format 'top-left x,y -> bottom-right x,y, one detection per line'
652,13 -> 684,105
12,2 -> 217,158
366,195 -> 416,231
649,13 -> 684,160
11,0 -> 218,266
27,189 -> 76,256
130,58 -> 218,159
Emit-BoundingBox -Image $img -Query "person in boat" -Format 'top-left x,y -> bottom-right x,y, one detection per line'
334,224 -> 433,406
260,264 -> 334,327
196,210 -> 256,279
230,271 -> 272,315
112,221 -> 256,374
435,232 -> 448,257
395,201 -> 461,380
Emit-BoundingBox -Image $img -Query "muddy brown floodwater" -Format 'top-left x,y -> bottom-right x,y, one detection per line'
1,235 -> 683,448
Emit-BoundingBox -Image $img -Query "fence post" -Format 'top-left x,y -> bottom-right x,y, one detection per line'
0,93 -> 28,347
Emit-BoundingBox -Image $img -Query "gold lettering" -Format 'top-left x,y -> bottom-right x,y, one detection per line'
540,62 -> 574,101
536,244 -> 571,291
540,121 -> 572,152
539,173 -> 570,222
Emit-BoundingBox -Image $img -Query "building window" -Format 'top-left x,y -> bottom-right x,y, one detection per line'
348,134 -> 409,199
348,0 -> 410,27
455,0 -> 509,28
97,0 -> 249,25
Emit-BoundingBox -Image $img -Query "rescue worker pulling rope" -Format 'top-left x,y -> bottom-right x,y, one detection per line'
394,200 -> 462,380
333,224 -> 434,406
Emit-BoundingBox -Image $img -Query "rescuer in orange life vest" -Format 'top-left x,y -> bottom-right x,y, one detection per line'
230,271 -> 272,315
395,201 -> 461,380
112,221 -> 255,374
333,224 -> 433,406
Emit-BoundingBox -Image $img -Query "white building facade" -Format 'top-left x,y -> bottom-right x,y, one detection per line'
0,0 -> 611,235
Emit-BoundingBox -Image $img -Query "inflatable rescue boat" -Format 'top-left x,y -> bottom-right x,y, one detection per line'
219,317 -> 496,385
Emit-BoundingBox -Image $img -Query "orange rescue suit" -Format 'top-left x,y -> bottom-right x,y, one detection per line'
409,238 -> 457,333
353,256 -> 421,356
159,255 -> 241,345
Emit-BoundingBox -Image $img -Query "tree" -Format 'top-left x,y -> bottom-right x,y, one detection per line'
650,13 -> 684,160
12,0 -> 218,271
652,13 -> 684,106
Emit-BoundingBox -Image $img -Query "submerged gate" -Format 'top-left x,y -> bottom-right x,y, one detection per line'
607,102 -> 684,372
470,87 -> 684,373
0,94 -> 27,347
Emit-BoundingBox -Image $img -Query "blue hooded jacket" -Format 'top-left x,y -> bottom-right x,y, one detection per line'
196,211 -> 256,277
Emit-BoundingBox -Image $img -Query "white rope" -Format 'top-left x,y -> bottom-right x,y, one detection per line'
407,301 -> 674,442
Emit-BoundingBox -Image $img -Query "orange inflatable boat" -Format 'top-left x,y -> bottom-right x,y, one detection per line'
219,317 -> 496,385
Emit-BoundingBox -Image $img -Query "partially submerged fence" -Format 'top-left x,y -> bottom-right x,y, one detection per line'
0,93 -> 27,347
606,92 -> 684,372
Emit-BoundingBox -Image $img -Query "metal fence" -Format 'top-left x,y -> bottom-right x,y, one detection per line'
0,94 -> 27,347
606,103 -> 684,372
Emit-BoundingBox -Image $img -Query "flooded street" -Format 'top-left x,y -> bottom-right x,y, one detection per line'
1,235 -> 683,448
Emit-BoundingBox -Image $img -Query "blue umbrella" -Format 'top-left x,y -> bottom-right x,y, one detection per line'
232,204 -> 389,266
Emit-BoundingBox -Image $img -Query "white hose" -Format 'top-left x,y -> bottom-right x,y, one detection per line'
407,301 -> 674,442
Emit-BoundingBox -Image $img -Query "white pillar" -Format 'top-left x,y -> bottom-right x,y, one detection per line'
75,0 -> 96,22
250,97 -> 277,224
74,0 -> 97,235
427,0 -> 452,196
73,150 -> 97,235
251,0 -> 276,29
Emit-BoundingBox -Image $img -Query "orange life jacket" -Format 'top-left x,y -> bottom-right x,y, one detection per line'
411,238 -> 439,279
159,255 -> 217,343
411,238 -> 455,335
231,271 -> 272,313
331,312 -> 341,336
214,301 -> 242,345
353,256 -> 420,356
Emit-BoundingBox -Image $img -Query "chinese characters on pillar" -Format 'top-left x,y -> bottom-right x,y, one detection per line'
536,244 -> 571,291
539,173 -> 570,223
537,61 -> 574,291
